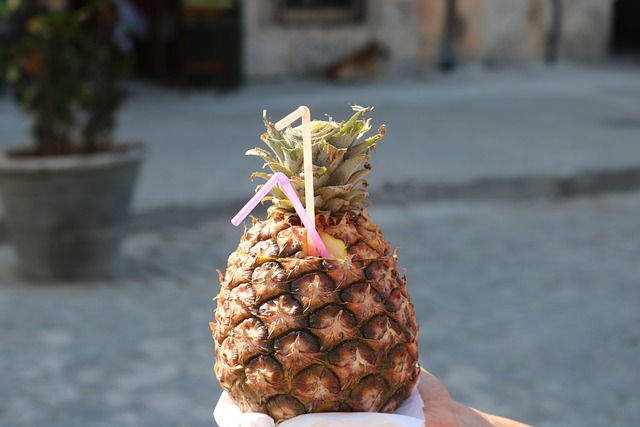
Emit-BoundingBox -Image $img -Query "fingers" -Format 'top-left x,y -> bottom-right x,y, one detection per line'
417,366 -> 452,404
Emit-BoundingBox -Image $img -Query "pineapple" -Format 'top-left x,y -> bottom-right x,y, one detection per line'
212,106 -> 420,423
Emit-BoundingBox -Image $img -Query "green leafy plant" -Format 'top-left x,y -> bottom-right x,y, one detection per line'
3,1 -> 131,155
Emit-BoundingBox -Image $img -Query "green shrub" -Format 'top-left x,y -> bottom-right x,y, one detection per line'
3,1 -> 131,155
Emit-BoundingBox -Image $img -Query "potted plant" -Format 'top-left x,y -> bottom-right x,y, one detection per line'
0,1 -> 144,281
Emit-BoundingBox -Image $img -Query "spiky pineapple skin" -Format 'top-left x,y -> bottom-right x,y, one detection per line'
212,211 -> 420,423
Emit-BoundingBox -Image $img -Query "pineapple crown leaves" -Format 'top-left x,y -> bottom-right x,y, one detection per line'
247,106 -> 385,215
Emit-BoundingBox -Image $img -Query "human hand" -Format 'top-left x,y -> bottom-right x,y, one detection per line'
417,368 -> 532,427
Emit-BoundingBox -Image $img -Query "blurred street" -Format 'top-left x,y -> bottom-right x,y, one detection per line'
0,63 -> 639,427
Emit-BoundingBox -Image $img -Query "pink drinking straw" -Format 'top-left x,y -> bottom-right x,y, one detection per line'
274,106 -> 318,255
231,172 -> 331,258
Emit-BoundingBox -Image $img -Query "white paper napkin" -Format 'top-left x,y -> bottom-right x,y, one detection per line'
214,385 -> 425,427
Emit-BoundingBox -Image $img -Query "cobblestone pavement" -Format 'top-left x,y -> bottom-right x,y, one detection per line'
2,64 -> 640,215
1,190 -> 638,427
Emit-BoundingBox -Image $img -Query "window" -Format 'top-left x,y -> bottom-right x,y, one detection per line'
274,0 -> 365,24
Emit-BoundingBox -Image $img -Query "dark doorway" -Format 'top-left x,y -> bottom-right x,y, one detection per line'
130,0 -> 242,88
611,0 -> 640,54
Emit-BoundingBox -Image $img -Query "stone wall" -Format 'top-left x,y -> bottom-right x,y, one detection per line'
242,0 -> 420,81
242,0 -> 615,81
481,0 -> 548,64
427,0 -> 613,66
559,0 -> 612,59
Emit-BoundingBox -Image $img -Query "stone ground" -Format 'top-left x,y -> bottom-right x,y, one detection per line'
2,63 -> 640,213
1,191 -> 638,427
0,63 -> 639,427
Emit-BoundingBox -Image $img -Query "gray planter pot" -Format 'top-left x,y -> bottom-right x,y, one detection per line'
0,143 -> 145,281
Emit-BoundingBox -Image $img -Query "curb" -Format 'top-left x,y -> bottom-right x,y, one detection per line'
373,167 -> 640,204
133,166 -> 640,231
1,166 -> 639,242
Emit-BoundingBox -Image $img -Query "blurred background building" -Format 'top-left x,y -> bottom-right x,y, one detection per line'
2,0 -> 640,85
133,0 -> 639,86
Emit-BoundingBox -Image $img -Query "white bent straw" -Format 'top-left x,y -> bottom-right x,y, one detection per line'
231,172 -> 330,258
274,106 -> 318,255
